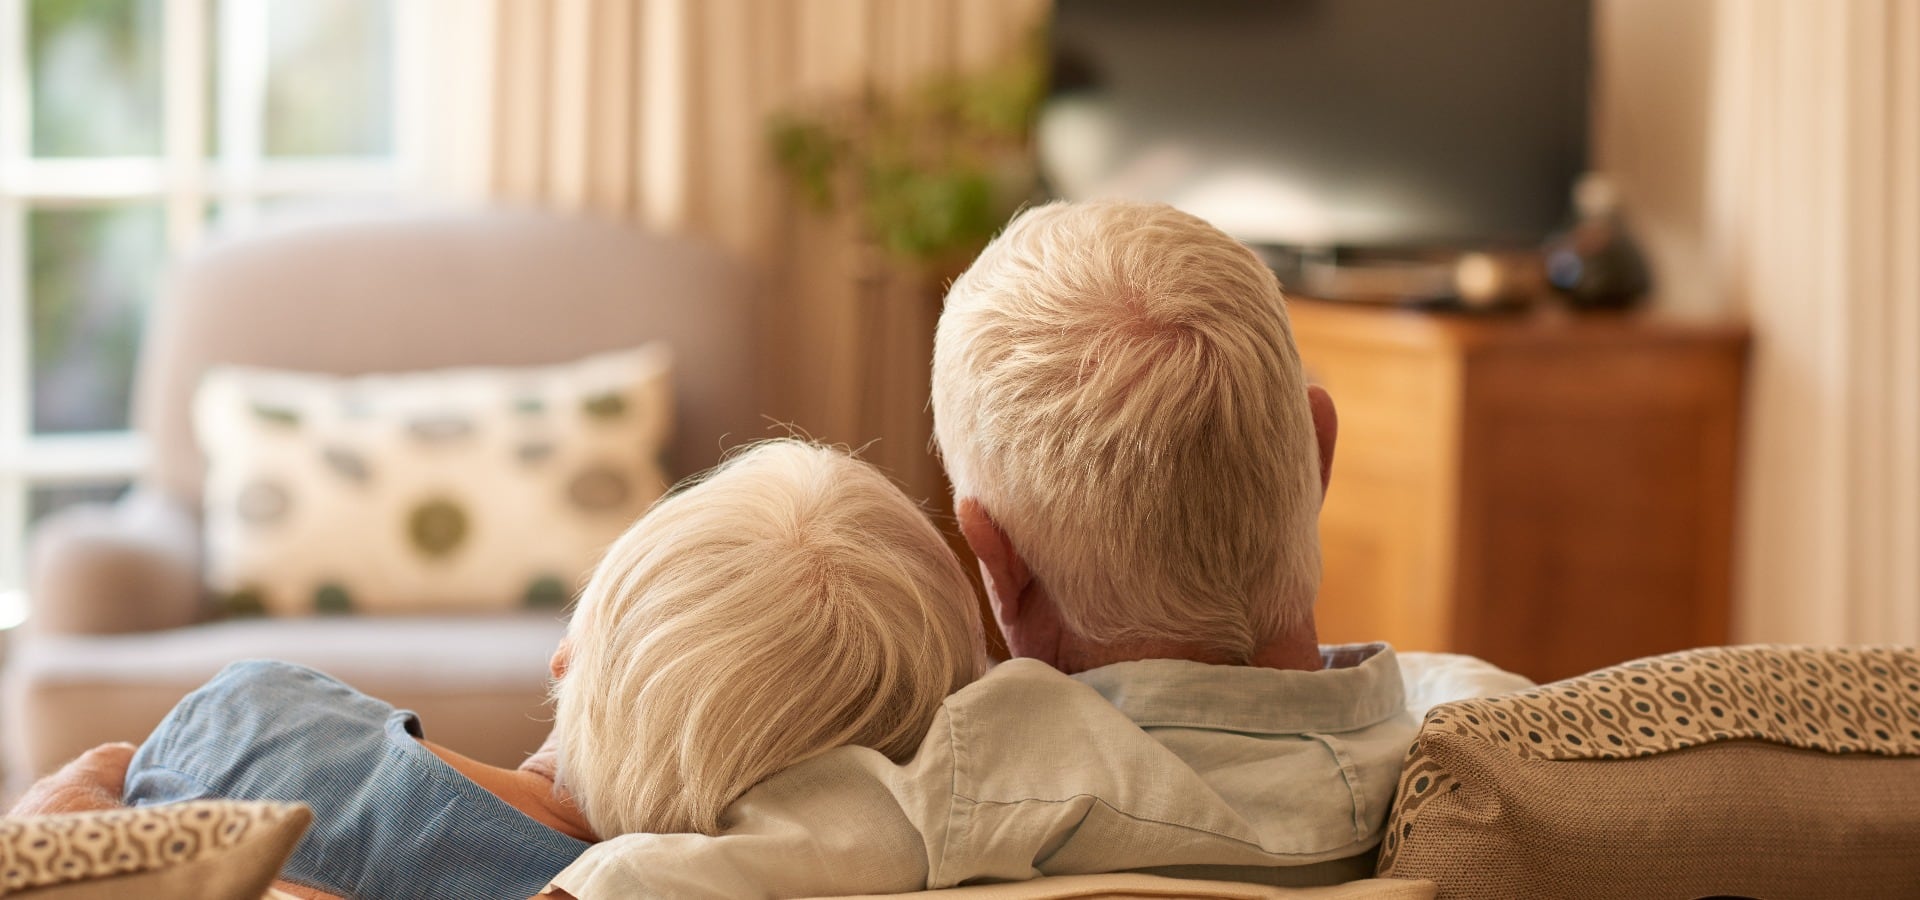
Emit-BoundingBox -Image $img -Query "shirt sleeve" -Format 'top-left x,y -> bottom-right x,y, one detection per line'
549,746 -> 938,900
1396,651 -> 1535,720
128,660 -> 326,806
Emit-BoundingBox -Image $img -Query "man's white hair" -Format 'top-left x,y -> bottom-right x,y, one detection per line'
553,439 -> 983,839
933,200 -> 1321,661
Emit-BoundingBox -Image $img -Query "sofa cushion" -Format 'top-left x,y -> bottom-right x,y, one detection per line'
195,345 -> 671,617
0,800 -> 309,900
1378,645 -> 1920,899
2,615 -> 566,792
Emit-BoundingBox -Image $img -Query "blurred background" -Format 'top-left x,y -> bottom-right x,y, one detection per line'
0,0 -> 1912,698
4,0 -> 410,627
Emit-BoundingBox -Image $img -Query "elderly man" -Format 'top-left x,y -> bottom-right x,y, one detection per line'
544,201 -> 1527,898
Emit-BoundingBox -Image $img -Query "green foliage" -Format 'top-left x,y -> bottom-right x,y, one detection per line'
28,0 -> 164,156
862,162 -> 998,261
768,116 -> 847,212
29,0 -> 150,60
28,207 -> 158,433
767,35 -> 1047,272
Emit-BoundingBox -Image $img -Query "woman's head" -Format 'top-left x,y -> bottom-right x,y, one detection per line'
552,440 -> 985,839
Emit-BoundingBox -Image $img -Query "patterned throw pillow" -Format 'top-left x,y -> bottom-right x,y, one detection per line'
1379,645 -> 1920,899
195,346 -> 672,617
0,800 -> 310,900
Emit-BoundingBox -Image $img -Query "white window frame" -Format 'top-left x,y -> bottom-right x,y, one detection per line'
0,0 -> 429,626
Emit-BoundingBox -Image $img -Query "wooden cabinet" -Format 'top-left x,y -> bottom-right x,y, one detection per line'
1291,299 -> 1749,683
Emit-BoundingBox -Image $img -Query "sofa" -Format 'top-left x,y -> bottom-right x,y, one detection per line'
10,644 -> 1916,899
2,210 -> 763,794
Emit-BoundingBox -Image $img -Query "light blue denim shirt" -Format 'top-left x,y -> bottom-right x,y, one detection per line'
553,644 -> 1531,899
125,660 -> 589,900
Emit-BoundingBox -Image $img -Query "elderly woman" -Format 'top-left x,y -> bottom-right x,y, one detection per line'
34,440 -> 984,900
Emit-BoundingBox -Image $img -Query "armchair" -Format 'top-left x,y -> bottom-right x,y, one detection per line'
3,210 -> 762,794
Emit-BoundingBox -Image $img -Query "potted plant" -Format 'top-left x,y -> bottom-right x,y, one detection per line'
767,35 -> 1047,284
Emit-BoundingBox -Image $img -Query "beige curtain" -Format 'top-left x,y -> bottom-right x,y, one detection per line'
1706,0 -> 1920,644
422,0 -> 1048,507
1598,0 -> 1920,644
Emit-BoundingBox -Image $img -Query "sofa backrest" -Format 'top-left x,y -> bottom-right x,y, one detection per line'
1380,644 -> 1920,899
134,210 -> 762,508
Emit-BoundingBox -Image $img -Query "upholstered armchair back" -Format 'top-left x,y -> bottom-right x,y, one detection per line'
6,210 -> 765,789
135,210 -> 762,508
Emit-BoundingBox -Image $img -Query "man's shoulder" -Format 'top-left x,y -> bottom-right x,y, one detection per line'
947,658 -> 1138,726
965,657 -> 1082,691
932,660 -> 1201,803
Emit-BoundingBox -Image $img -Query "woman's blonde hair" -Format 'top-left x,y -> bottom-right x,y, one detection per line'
552,439 -> 983,839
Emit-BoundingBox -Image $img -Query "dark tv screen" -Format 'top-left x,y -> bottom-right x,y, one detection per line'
1043,0 -> 1592,252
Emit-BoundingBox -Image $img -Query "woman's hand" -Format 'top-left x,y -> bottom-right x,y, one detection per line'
7,742 -> 135,817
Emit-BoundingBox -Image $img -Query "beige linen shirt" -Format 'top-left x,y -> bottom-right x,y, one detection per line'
552,645 -> 1529,899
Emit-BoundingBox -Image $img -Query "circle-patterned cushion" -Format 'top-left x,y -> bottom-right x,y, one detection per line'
194,345 -> 672,616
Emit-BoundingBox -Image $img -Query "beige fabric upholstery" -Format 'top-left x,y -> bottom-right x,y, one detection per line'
815,876 -> 1436,899
139,210 -> 760,505
3,616 -> 566,789
1379,645 -> 1920,899
8,210 -> 760,792
25,490 -> 202,636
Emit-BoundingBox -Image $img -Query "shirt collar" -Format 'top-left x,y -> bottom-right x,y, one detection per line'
1069,642 -> 1406,735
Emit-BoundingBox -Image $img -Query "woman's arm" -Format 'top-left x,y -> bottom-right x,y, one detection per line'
272,884 -> 348,900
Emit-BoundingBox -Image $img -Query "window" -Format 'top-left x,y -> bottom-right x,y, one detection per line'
0,0 -> 425,627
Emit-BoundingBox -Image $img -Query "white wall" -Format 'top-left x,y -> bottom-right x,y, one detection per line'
1594,0 -> 1920,644
1592,0 -> 1721,318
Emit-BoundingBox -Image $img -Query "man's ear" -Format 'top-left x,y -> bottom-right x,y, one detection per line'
956,498 -> 1032,620
1308,384 -> 1338,502
549,638 -> 572,681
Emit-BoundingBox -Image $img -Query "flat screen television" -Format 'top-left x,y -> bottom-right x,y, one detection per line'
1042,0 -> 1592,258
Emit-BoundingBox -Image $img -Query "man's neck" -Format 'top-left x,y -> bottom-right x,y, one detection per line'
1247,631 -> 1324,671
996,580 -> 1324,674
